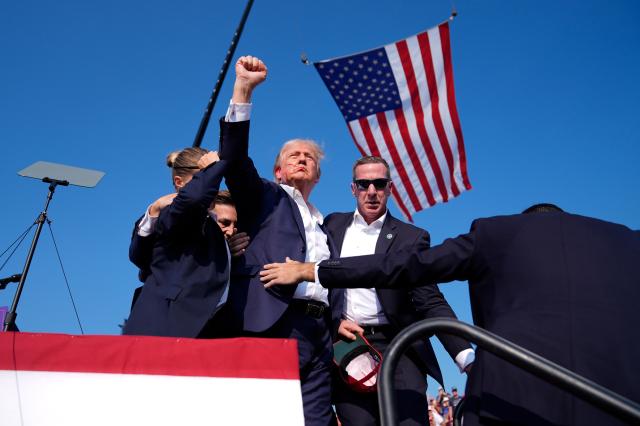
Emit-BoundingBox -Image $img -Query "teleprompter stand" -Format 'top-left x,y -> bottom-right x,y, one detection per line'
2,161 -> 104,332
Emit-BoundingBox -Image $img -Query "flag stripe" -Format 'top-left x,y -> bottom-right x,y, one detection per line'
347,122 -> 368,157
417,31 -> 461,196
404,35 -> 455,201
390,185 -> 413,222
375,112 -> 423,210
439,22 -> 472,190
394,40 -> 450,202
393,108 -> 437,206
384,110 -> 433,208
367,116 -> 424,214
386,43 -> 445,205
426,26 -> 466,193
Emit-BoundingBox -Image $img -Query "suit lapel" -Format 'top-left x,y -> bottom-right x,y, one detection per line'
375,213 -> 398,254
375,213 -> 399,306
330,213 -> 352,255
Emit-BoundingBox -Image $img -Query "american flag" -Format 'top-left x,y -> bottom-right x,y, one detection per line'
314,22 -> 471,220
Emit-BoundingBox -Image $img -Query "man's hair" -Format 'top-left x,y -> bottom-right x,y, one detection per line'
272,139 -> 324,182
522,203 -> 564,214
352,156 -> 391,180
214,189 -> 234,207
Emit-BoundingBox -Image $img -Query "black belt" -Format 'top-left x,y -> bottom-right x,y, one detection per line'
360,324 -> 394,336
290,299 -> 328,319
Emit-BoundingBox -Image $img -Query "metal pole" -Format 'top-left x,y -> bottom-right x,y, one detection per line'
192,0 -> 255,148
3,179 -> 67,331
378,318 -> 640,426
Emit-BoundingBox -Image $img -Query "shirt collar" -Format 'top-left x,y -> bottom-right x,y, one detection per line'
280,183 -> 324,224
353,209 -> 387,230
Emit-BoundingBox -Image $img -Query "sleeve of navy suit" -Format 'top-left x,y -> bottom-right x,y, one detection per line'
129,216 -> 154,272
405,229 -> 473,360
318,227 -> 479,288
155,159 -> 228,237
218,119 -> 269,232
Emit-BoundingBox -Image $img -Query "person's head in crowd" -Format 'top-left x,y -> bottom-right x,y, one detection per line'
351,156 -> 392,224
522,203 -> 563,214
167,147 -> 210,190
442,397 -> 450,412
211,190 -> 237,239
451,387 -> 459,397
273,139 -> 324,199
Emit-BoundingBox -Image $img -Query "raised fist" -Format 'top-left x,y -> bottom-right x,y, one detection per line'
232,55 -> 267,103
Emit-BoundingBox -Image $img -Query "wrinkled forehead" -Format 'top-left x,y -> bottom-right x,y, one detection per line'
281,141 -> 319,159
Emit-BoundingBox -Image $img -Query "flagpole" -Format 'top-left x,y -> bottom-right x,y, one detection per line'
192,0 -> 255,148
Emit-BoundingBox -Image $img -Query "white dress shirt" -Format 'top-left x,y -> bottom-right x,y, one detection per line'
341,210 -> 390,325
339,209 -> 474,372
280,184 -> 331,305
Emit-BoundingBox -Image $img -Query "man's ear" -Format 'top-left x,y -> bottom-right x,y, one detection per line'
174,175 -> 184,189
351,182 -> 358,198
274,166 -> 282,183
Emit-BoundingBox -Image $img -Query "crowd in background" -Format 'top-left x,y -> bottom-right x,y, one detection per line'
428,387 -> 462,426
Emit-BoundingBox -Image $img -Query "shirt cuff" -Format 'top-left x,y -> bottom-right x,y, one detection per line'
137,206 -> 158,237
454,348 -> 475,373
224,100 -> 252,122
314,262 -> 321,286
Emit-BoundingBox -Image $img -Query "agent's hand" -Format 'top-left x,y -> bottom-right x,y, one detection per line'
232,55 -> 268,103
338,319 -> 364,341
260,257 -> 315,288
197,151 -> 220,169
149,193 -> 178,217
228,232 -> 250,257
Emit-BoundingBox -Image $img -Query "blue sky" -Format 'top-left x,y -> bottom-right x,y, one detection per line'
1,1 -> 639,394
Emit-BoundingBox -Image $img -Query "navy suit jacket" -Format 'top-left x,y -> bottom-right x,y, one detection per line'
123,159 -> 230,338
324,212 -> 471,386
318,211 -> 640,425
219,119 -> 337,333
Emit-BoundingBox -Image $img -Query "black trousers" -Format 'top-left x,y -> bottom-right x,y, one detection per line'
333,327 -> 429,426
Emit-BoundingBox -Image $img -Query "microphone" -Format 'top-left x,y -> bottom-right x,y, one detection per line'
0,274 -> 22,289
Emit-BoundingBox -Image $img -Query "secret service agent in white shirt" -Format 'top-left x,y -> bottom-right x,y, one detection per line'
339,209 -> 474,372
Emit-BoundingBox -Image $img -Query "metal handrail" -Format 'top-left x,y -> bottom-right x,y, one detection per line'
378,318 -> 640,426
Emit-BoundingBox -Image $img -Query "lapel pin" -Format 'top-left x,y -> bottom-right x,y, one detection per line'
386,233 -> 393,240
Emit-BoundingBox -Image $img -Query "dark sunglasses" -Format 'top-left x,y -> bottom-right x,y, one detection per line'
353,178 -> 390,191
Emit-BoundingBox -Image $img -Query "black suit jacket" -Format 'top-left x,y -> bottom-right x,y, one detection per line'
219,119 -> 337,333
318,211 -> 640,425
324,211 -> 471,386
124,159 -> 230,338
